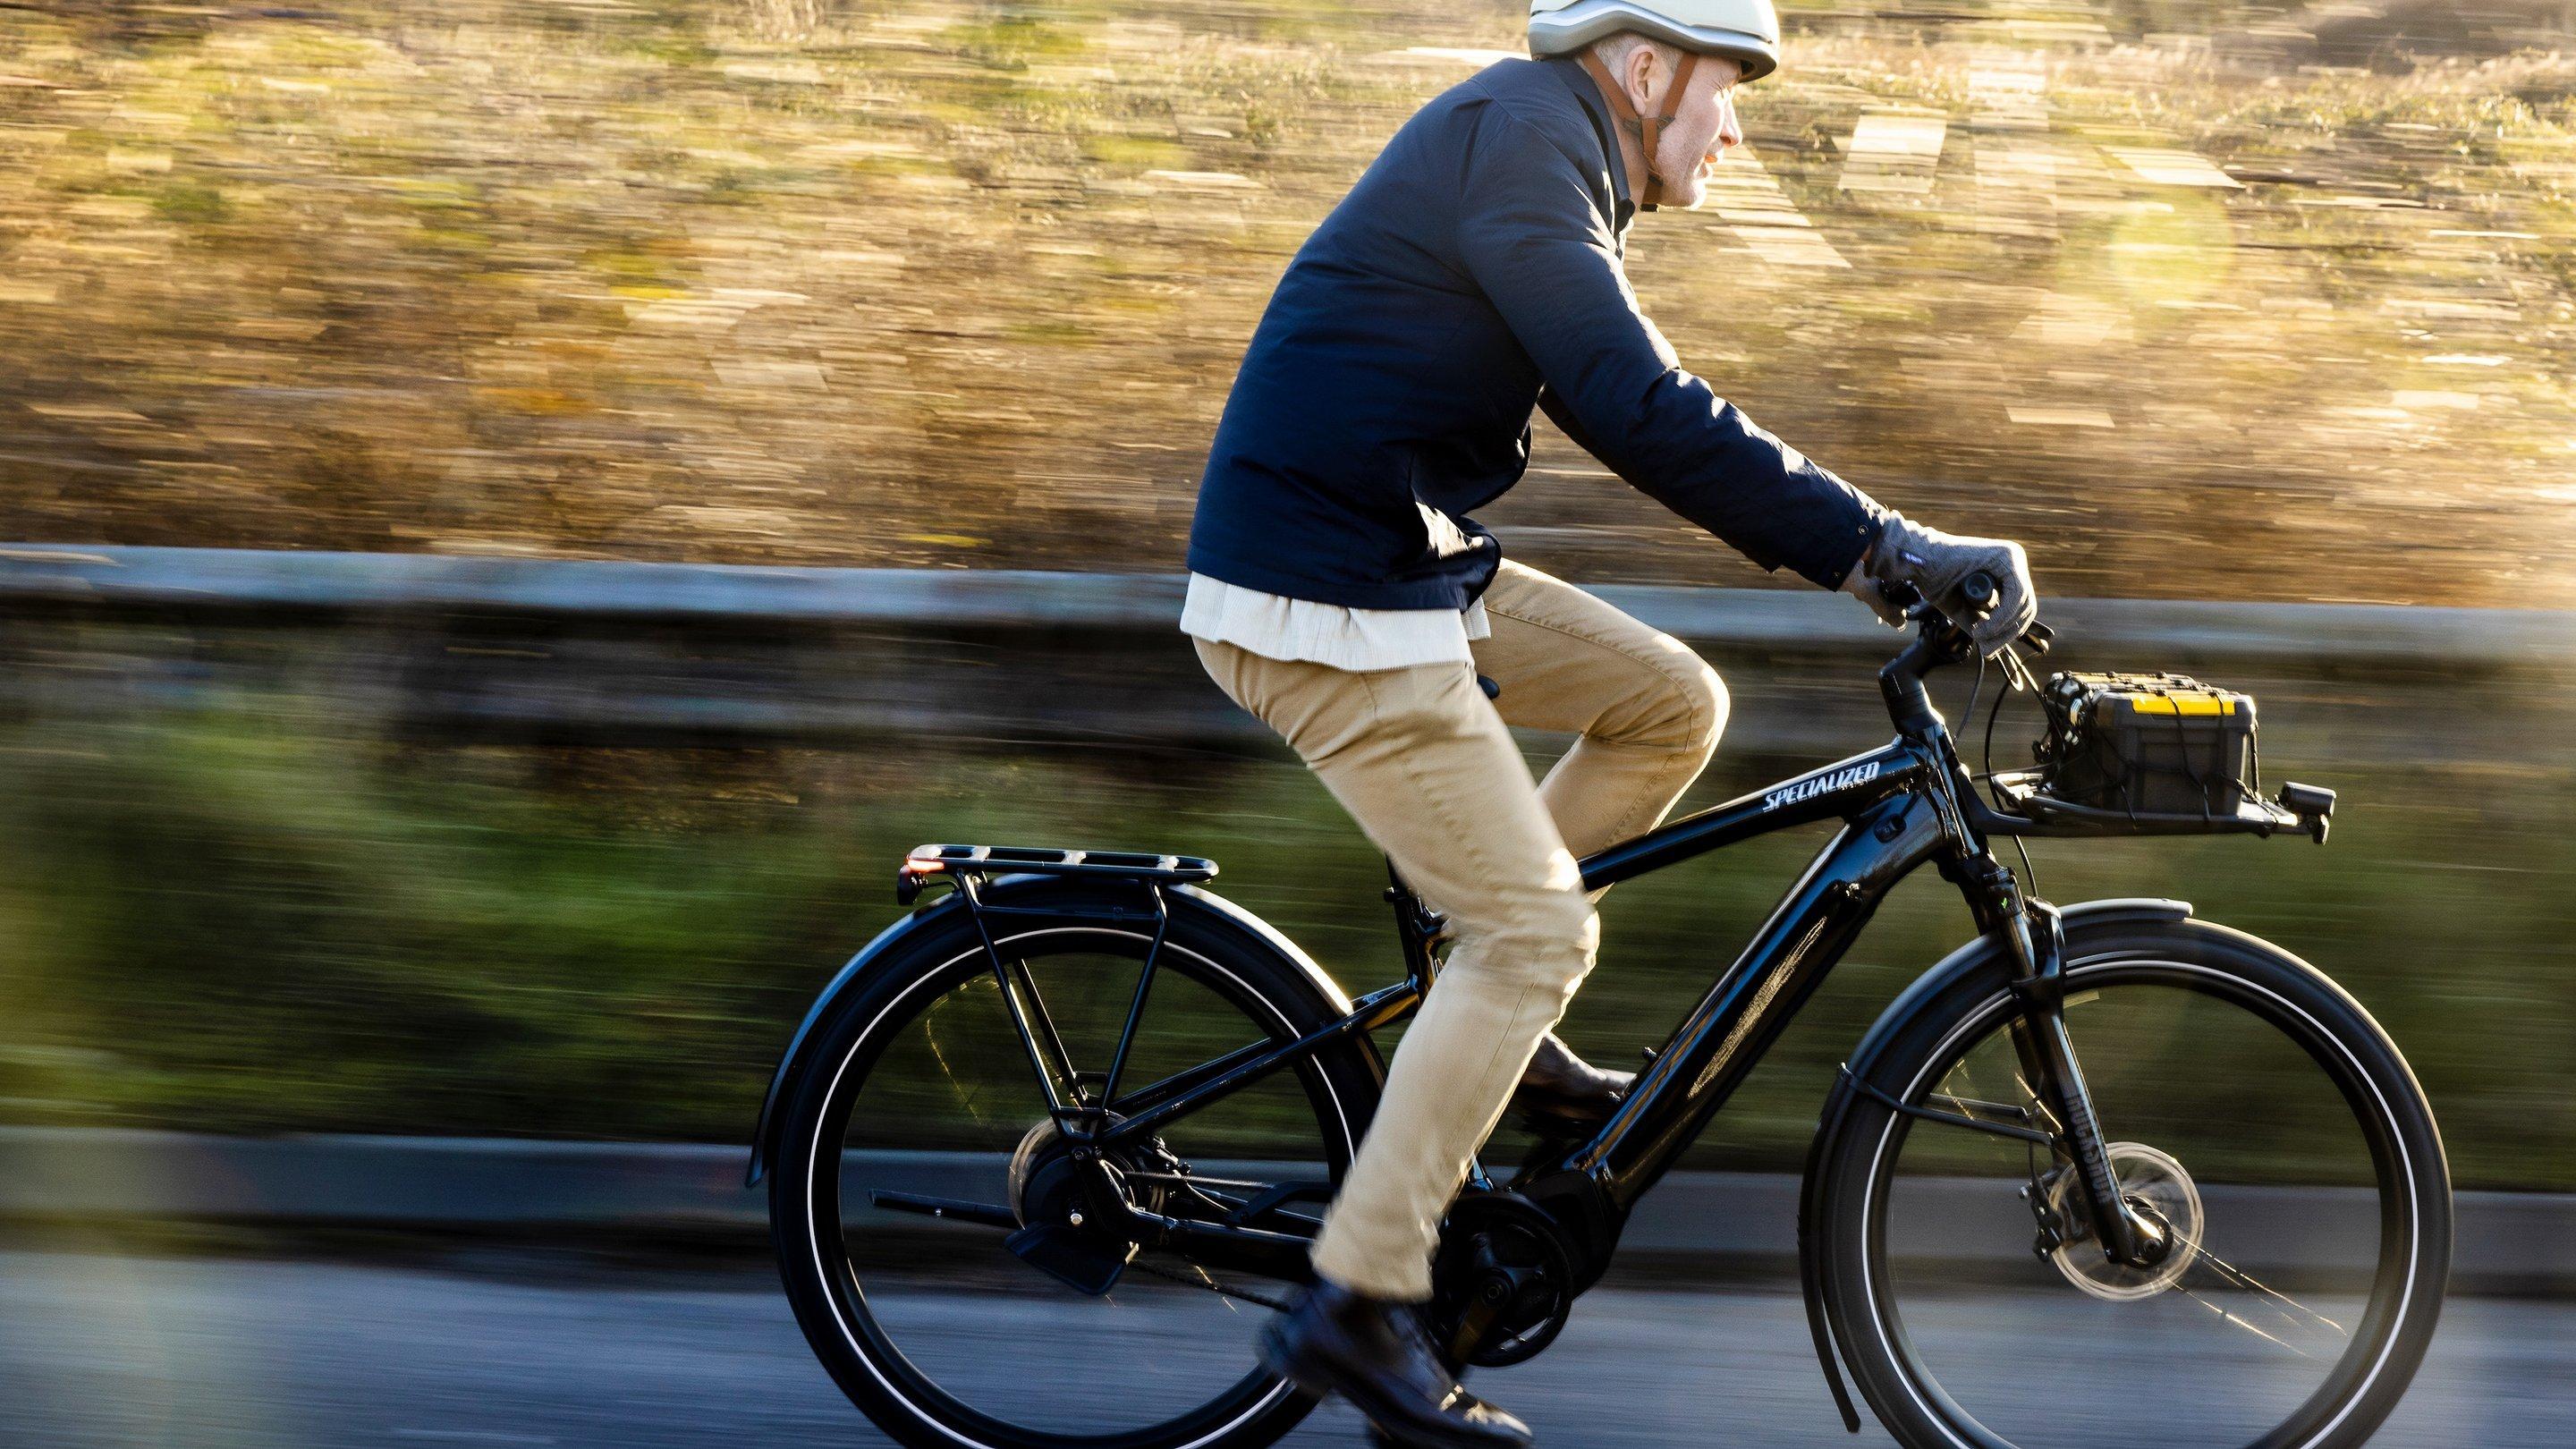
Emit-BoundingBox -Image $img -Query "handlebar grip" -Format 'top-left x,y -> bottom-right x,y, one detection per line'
1955,571 -> 1998,622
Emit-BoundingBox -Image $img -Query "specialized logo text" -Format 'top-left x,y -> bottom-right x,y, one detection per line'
1764,760 -> 1881,812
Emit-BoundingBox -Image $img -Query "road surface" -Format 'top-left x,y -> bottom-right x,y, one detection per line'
0,1247 -> 2565,1447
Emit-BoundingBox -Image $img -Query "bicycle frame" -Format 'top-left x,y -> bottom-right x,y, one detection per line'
1049,734 -> 1956,1275
894,617 -> 2240,1287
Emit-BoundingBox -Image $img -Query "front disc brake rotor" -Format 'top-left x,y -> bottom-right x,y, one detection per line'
2047,1141 -> 2204,1301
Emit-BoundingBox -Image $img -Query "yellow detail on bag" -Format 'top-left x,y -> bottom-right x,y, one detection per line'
2128,695 -> 2234,716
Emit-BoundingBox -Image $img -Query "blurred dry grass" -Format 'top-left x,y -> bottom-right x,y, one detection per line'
0,0 -> 2571,603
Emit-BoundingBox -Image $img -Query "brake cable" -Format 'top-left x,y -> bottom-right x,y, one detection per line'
1958,650 -> 2046,896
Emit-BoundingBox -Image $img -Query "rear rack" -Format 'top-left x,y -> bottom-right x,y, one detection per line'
897,843 -> 1217,905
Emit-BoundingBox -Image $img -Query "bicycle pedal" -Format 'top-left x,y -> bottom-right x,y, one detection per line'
1509,1105 -> 1595,1143
1004,1223 -> 1131,1296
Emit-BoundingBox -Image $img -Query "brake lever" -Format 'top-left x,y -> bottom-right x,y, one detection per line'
1996,643 -> 2039,695
1995,616 -> 2052,691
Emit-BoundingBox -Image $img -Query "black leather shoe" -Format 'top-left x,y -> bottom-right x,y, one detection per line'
1258,1281 -> 1534,1449
1508,1033 -> 1633,1135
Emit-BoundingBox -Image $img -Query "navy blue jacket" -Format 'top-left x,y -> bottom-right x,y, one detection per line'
1186,55 -> 1888,610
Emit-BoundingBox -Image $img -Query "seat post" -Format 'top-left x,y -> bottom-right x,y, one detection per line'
1384,860 -> 1446,992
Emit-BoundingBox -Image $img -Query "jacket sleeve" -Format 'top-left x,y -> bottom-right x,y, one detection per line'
1535,385 -> 1605,462
1458,99 -> 1888,589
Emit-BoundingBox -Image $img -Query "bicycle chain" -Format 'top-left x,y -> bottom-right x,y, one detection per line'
1126,1252 -> 1293,1312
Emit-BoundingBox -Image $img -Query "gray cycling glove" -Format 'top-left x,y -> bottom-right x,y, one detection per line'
1844,513 -> 2038,656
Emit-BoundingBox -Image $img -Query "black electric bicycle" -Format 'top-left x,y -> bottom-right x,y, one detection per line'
751,583 -> 2450,1449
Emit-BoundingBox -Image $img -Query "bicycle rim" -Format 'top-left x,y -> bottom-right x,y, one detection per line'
1858,958 -> 2423,1449
801,925 -> 1358,1447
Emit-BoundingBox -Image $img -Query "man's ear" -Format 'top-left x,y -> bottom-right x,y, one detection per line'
1621,44 -> 1659,111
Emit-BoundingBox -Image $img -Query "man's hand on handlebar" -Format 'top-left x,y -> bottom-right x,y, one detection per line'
1843,513 -> 2038,657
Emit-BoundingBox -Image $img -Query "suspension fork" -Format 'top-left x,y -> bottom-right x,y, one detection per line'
2001,897 -> 2165,1268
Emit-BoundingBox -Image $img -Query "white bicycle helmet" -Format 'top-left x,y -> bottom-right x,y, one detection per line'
1527,0 -> 1781,82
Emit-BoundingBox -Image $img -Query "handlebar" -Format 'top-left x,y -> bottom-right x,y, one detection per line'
1874,573 -> 2053,658
1876,571 -> 2055,739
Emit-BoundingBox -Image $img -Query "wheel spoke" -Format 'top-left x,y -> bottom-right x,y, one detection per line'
1856,962 -> 2428,1449
786,928 -> 1358,1445
2170,1228 -> 2351,1357
919,987 -> 1003,1128
2173,1282 -> 2326,1360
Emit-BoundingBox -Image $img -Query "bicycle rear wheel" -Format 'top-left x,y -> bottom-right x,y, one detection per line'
1821,918 -> 2451,1449
768,894 -> 1381,1449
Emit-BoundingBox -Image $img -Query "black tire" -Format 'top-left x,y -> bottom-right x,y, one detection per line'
1819,918 -> 2452,1449
769,886 -> 1382,1449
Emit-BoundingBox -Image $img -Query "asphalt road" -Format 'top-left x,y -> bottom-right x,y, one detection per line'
0,1247 -> 2567,1449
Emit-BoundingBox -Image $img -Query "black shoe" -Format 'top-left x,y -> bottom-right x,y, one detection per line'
1258,1281 -> 1534,1449
1508,1034 -> 1633,1136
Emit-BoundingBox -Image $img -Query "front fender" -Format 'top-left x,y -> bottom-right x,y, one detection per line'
744,877 -> 1365,1189
1795,897 -> 2193,1432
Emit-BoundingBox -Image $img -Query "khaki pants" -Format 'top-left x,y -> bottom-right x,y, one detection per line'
1193,560 -> 1727,1300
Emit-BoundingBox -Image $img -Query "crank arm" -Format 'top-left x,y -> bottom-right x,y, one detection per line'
869,1191 -> 1021,1231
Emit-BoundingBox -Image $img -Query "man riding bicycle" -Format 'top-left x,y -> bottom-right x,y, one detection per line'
1182,3 -> 2036,1444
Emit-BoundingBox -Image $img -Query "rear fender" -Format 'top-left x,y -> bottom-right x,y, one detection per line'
1796,897 -> 2194,1431
745,877 -> 1368,1188
745,896 -> 954,1190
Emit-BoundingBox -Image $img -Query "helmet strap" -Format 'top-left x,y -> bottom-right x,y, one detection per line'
1577,47 -> 1700,212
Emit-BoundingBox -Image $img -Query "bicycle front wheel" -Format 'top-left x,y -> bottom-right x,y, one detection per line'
768,894 -> 1382,1449
1820,918 -> 2452,1449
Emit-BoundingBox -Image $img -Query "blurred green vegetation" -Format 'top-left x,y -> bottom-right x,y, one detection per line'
0,2 -> 2571,603
0,703 -> 2565,1189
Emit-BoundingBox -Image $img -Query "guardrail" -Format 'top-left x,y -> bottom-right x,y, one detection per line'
1,544 -> 2571,667
0,545 -> 2567,760
0,1128 -> 2565,1292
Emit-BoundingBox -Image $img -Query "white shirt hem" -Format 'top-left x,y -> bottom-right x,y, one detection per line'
1179,572 -> 1490,672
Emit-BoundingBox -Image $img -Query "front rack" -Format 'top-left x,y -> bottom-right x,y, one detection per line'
1986,770 -> 2334,843
897,843 -> 1218,905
